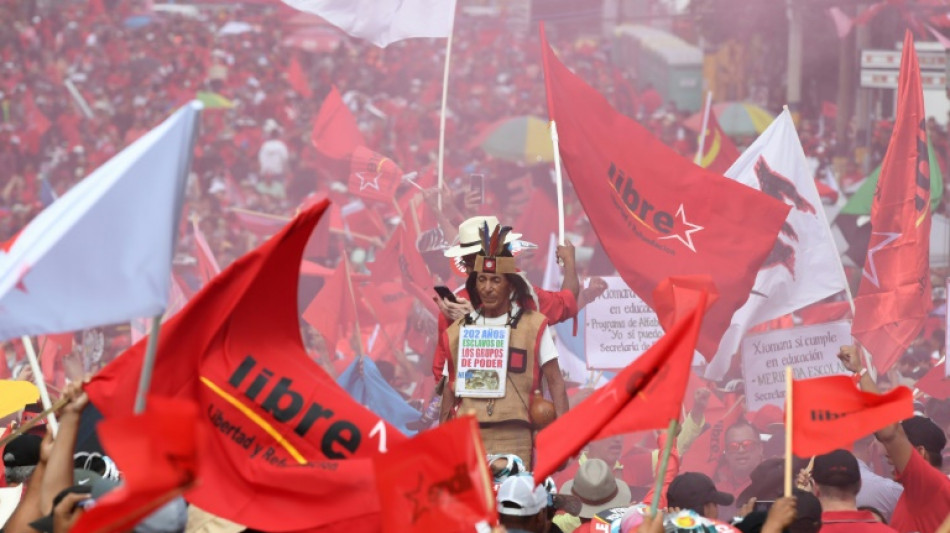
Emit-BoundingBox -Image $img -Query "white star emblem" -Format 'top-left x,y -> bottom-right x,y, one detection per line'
657,204 -> 703,253
355,172 -> 381,192
863,231 -> 900,288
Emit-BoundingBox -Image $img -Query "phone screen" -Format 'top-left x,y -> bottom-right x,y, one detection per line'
434,286 -> 458,303
753,500 -> 774,513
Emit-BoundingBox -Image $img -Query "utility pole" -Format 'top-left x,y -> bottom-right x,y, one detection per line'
786,0 -> 803,120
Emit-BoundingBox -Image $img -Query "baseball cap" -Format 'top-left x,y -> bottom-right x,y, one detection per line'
497,474 -> 548,517
812,449 -> 860,488
666,472 -> 734,512
3,434 -> 41,467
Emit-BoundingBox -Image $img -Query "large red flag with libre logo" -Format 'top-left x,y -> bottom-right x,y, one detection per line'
533,284 -> 708,484
852,31 -> 931,374
698,110 -> 740,175
85,200 -> 407,531
373,416 -> 496,533
540,27 -> 789,358
791,375 -> 913,457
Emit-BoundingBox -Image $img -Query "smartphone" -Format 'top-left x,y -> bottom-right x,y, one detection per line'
469,174 -> 484,205
434,285 -> 458,303
753,500 -> 774,513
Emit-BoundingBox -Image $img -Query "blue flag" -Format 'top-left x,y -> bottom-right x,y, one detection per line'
337,356 -> 419,436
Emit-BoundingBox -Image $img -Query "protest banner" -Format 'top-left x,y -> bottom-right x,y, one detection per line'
741,321 -> 851,412
584,276 -> 664,370
455,325 -> 509,398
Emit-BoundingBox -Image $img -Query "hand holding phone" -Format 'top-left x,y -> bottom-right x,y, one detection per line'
434,286 -> 458,303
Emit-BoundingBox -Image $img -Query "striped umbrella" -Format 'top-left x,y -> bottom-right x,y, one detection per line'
686,102 -> 774,136
472,116 -> 553,164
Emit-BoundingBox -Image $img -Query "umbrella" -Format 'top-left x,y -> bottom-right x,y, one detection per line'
685,102 -> 774,136
282,26 -> 342,53
123,14 -> 161,29
196,91 -> 234,109
471,115 -> 553,164
217,21 -> 254,36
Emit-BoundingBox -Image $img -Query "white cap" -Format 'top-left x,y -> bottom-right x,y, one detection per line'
496,474 -> 548,517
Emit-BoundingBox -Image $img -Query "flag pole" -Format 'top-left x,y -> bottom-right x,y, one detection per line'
133,314 -> 163,414
550,121 -> 566,246
436,15 -> 456,212
21,336 -> 58,434
694,91 -> 713,165
650,418 -> 678,517
133,100 -> 202,415
342,255 -> 365,358
784,366 -> 794,497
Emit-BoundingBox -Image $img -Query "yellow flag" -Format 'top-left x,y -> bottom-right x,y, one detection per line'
0,380 -> 40,419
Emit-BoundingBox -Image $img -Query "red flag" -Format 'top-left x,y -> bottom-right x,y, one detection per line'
540,28 -> 789,359
85,201 -> 407,531
348,146 -> 403,203
533,285 -> 707,484
853,32 -> 931,374
373,416 -> 497,533
311,86 -> 364,160
791,375 -> 913,457
192,218 -> 221,287
302,261 -> 358,355
697,110 -> 740,175
286,56 -> 312,99
230,207 -> 290,239
680,392 -> 744,476
915,361 -> 950,400
38,333 -> 72,390
72,396 -> 199,533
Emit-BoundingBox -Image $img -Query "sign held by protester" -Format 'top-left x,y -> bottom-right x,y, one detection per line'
585,276 -> 664,369
455,326 -> 509,398
741,321 -> 851,412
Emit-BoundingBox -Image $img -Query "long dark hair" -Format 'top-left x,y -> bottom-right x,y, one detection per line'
465,271 -> 533,312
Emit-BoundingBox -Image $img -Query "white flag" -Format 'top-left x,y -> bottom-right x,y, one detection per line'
281,0 -> 457,48
706,109 -> 847,379
0,102 -> 202,341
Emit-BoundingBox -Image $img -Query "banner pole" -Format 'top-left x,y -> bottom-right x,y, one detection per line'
436,19 -> 456,212
694,91 -> 713,165
784,366 -> 794,497
21,335 -> 58,434
343,255 -> 365,357
550,121 -> 566,247
133,314 -> 163,414
650,418 -> 678,517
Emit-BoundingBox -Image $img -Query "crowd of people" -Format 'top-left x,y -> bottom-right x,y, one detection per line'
5,0 -> 950,532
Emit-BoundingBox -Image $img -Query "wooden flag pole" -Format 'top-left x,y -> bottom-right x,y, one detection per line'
21,336 -> 58,434
0,395 -> 69,448
784,366 -> 794,497
650,418 -> 679,517
550,121 -> 566,247
694,91 -> 713,165
436,16 -> 456,212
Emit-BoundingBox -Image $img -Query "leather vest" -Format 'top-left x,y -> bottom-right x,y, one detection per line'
447,310 -> 547,426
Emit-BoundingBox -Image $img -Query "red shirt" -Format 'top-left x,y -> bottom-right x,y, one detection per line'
431,286 -> 578,381
820,510 -> 897,533
890,448 -> 950,533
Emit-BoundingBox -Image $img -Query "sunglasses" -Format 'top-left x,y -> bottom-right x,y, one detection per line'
726,439 -> 759,453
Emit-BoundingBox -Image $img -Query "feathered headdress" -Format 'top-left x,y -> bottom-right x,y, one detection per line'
473,222 -> 517,274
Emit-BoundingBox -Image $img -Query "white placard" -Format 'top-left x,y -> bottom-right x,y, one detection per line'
455,326 -> 509,398
584,276 -> 663,370
741,321 -> 852,412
